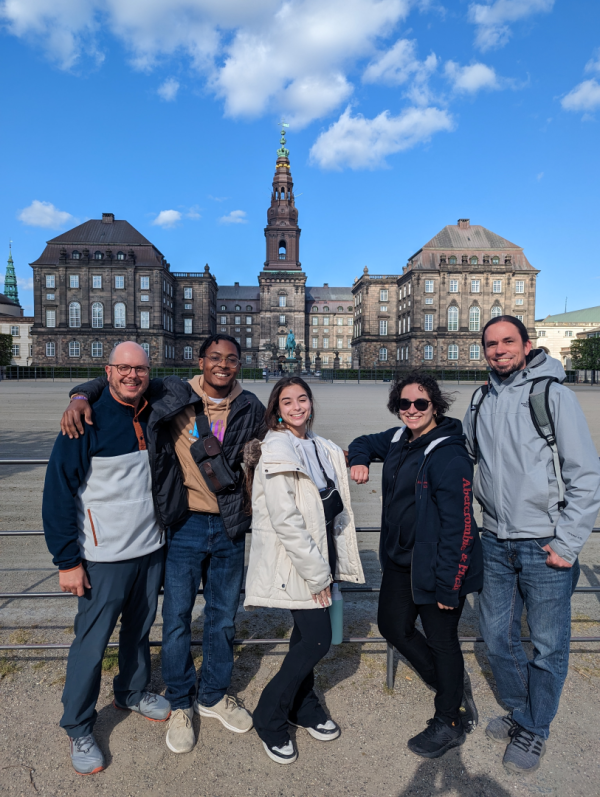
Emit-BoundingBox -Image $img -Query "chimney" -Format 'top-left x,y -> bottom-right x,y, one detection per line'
458,218 -> 470,229
102,213 -> 115,224
235,281 -> 239,286
323,282 -> 329,287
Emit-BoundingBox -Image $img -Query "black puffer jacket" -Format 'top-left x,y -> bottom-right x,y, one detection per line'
69,376 -> 266,539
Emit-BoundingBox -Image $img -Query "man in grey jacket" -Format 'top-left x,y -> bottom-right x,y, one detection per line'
463,316 -> 600,775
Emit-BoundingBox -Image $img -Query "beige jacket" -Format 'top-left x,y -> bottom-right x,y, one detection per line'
244,430 -> 365,611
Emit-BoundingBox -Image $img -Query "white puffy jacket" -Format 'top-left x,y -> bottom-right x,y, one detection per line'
244,430 -> 365,610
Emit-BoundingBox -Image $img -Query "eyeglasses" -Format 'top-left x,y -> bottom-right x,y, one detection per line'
204,354 -> 240,366
398,398 -> 431,412
109,364 -> 150,376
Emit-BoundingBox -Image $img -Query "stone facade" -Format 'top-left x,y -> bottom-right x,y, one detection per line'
0,315 -> 34,365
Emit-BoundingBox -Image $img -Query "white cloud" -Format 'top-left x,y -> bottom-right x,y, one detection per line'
219,210 -> 247,224
152,209 -> 182,228
561,79 -> 600,113
536,171 -> 544,180
186,206 -> 202,219
18,200 -> 75,228
363,38 -> 438,105
309,105 -> 453,170
584,49 -> 600,75
157,77 -> 180,101
444,60 -> 499,93
468,0 -> 554,51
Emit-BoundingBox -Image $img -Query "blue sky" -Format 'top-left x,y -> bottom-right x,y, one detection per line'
1,0 -> 599,319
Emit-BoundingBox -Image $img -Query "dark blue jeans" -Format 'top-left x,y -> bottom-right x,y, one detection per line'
479,530 -> 580,739
162,512 -> 245,710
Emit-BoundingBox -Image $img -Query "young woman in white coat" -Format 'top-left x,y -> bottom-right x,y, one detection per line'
244,376 -> 364,765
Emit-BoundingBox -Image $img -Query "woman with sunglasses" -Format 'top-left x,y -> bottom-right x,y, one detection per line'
348,371 -> 483,759
243,376 -> 364,765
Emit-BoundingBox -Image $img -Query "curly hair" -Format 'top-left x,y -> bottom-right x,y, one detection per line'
387,371 -> 453,418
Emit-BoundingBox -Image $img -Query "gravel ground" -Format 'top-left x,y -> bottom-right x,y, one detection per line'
1,379 -> 599,797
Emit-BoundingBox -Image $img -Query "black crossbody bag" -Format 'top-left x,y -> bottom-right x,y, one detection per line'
312,441 -> 344,524
188,410 -> 239,494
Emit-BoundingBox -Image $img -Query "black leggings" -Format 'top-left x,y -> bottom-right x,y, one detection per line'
378,565 -> 465,724
253,607 -> 331,746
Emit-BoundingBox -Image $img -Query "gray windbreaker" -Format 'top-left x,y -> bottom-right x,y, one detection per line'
463,350 -> 600,564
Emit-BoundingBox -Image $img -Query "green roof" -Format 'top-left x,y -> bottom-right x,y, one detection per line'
540,305 -> 600,324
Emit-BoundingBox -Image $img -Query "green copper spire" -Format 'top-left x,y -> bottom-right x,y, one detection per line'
277,122 -> 290,159
4,241 -> 19,304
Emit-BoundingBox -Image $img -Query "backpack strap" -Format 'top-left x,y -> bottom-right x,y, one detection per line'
469,383 -> 489,461
528,377 -> 566,510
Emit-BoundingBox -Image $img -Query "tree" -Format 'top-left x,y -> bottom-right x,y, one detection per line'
570,337 -> 600,372
0,334 -> 13,367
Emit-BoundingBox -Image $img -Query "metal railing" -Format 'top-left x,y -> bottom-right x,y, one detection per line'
1,461 -> 599,688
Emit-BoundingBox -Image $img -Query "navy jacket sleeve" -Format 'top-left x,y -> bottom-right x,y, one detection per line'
348,427 -> 398,468
430,451 -> 477,607
42,431 -> 93,570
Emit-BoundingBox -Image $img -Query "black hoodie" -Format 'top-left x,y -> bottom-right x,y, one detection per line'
348,416 -> 483,606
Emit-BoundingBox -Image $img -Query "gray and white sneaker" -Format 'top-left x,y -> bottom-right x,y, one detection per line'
114,691 -> 171,722
166,708 -> 195,754
503,726 -> 546,774
69,734 -> 105,775
262,739 -> 298,765
485,714 -> 519,743
289,719 -> 340,741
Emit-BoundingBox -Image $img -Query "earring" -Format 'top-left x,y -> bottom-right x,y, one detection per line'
309,414 -> 313,419
278,417 -> 283,423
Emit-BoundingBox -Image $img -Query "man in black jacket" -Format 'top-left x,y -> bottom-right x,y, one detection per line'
62,334 -> 266,755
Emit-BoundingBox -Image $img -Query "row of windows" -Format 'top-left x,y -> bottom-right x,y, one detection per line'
440,255 -> 505,265
220,316 -> 254,325
422,344 -> 481,361
70,251 -> 128,261
311,316 -> 353,327
425,279 -> 525,294
220,305 -> 254,312
311,306 -> 353,313
310,337 -> 351,349
537,329 -> 576,337
45,275 -> 165,291
45,340 -> 155,359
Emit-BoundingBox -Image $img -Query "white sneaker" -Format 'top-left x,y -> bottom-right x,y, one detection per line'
194,695 -> 253,733
166,708 -> 195,754
290,719 -> 341,741
262,739 -> 298,765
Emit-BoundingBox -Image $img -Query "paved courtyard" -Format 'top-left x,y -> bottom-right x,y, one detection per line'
0,379 -> 599,797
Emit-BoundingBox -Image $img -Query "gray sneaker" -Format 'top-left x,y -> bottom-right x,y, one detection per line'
114,691 -> 171,722
166,708 -> 195,754
485,714 -> 519,743
503,726 -> 546,774
69,734 -> 105,775
195,694 -> 253,733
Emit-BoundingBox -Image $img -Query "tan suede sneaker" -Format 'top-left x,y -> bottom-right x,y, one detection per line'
194,695 -> 253,733
166,708 -> 195,754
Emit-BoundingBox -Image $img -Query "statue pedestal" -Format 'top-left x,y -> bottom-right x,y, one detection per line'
283,357 -> 301,374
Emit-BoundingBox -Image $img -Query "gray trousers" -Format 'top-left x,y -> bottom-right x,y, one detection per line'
60,547 -> 164,738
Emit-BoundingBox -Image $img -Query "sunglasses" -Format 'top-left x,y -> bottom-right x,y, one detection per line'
398,398 -> 431,412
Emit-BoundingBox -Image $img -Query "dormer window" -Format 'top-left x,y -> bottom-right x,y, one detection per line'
220,305 -> 226,311
323,306 -> 330,312
492,256 -> 500,264
116,251 -> 126,261
235,305 -> 241,311
449,256 -> 457,264
94,251 -> 103,260
72,251 -> 81,260
470,256 -> 478,265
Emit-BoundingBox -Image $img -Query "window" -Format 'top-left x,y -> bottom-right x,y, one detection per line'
234,304 -> 241,311
279,315 -> 285,325
538,330 -> 546,337
46,309 -> 56,328
115,275 -> 125,289
380,305 -> 388,312
220,316 -> 227,325
516,314 -> 524,322
347,318 -> 353,326
312,337 -> 318,348
515,280 -> 525,294
492,280 -> 502,293
114,302 -> 126,328
448,306 -> 458,331
184,346 -> 193,360
92,302 -> 104,328
278,336 -> 286,349
424,314 -> 434,332
140,311 -> 150,329
379,347 -> 388,361
448,344 -> 458,361
46,293 -> 55,300
11,344 -> 20,357
425,297 -> 433,305
471,280 -> 480,293
184,303 -> 191,310
94,251 -> 103,260
246,337 -> 252,348
469,306 -> 481,332
323,306 -> 330,312
92,275 -> 102,289
515,298 -> 524,306
141,342 -> 150,357
10,325 -> 19,336
337,317 -> 344,326
141,295 -> 150,302
46,274 -> 55,288
470,256 -> 478,265
491,305 -> 502,318
470,344 -> 480,360
140,276 -> 150,290
69,302 -> 81,328
322,356 -> 330,365
184,287 -> 193,300
380,289 -> 388,301
220,305 -> 226,311
72,251 -> 80,260
337,338 -> 343,349
246,305 -> 253,312
323,317 -> 330,326
492,256 -> 500,264
117,252 -> 126,261
70,275 -> 79,288
278,295 -> 286,307
246,316 -> 252,325
379,320 -> 388,335
45,342 -> 55,357
235,316 -> 241,325
69,341 -> 80,358
323,337 -> 330,349
424,345 -> 433,361
91,342 -> 103,358
246,355 -> 252,364
425,280 -> 434,293
449,279 -> 459,293
564,330 -> 573,337
184,319 -> 192,334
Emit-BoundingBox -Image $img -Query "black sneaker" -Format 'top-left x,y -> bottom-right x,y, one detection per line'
261,739 -> 298,765
408,717 -> 466,759
459,670 -> 478,733
503,725 -> 546,774
289,719 -> 340,741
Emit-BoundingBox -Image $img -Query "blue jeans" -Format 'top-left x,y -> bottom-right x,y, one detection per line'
479,530 -> 580,739
161,512 -> 246,710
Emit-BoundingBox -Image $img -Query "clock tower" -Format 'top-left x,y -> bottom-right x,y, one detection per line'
264,127 -> 301,270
